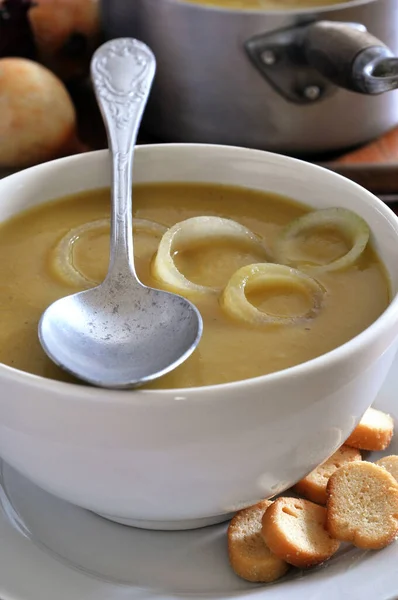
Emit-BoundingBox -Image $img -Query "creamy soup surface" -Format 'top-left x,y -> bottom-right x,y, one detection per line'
183,0 -> 350,9
0,183 -> 389,389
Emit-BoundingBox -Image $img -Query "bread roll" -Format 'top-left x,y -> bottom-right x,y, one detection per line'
0,57 -> 79,167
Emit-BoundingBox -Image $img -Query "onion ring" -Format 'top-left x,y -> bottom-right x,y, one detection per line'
53,218 -> 167,287
221,263 -> 325,326
152,216 -> 269,295
273,208 -> 370,274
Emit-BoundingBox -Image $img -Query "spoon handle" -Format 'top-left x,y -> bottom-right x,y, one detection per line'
91,38 -> 156,280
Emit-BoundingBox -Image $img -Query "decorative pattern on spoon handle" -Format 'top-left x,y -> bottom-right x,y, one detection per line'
91,38 -> 155,131
91,38 -> 156,274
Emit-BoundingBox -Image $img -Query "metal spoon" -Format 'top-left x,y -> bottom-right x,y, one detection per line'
38,38 -> 203,389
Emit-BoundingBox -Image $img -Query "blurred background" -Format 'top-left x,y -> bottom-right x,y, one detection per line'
1,0 -> 398,200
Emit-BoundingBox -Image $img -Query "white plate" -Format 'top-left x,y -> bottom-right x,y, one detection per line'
1,355 -> 398,600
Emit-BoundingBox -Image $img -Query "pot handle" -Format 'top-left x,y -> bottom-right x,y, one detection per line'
302,21 -> 398,95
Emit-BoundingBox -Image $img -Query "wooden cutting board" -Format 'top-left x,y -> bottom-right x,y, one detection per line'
325,126 -> 398,206
334,126 -> 398,165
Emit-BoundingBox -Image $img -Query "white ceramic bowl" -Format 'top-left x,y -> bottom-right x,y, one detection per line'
1,144 -> 398,531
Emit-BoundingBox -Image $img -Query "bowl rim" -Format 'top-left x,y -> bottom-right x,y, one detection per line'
164,0 -> 375,16
0,142 -> 398,404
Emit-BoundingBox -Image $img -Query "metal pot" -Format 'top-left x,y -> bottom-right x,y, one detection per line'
101,0 -> 398,155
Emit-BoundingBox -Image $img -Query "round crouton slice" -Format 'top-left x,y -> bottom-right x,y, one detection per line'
345,407 -> 394,451
228,499 -> 289,583
294,445 -> 361,505
326,461 -> 398,549
261,497 -> 340,568
376,455 -> 398,483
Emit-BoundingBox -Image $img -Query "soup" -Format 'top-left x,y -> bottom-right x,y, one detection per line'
182,0 -> 350,9
0,183 -> 389,388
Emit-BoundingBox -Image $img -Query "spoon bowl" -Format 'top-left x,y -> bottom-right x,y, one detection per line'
39,278 -> 202,389
38,38 -> 203,388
